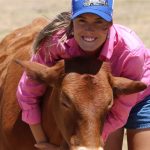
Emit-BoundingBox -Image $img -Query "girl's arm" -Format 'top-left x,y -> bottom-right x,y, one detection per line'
17,35 -> 63,149
102,48 -> 146,141
30,123 -> 60,150
30,123 -> 47,143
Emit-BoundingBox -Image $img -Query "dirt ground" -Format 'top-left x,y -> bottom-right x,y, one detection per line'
0,0 -> 150,48
0,0 -> 150,149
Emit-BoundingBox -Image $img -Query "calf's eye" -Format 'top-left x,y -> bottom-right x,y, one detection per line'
60,91 -> 72,109
61,101 -> 71,109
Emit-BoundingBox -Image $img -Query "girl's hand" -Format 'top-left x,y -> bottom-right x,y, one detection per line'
34,142 -> 59,150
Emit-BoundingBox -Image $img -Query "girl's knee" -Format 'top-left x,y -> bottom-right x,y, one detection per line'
104,128 -> 124,150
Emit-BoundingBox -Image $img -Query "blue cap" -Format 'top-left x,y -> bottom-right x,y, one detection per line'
71,0 -> 114,22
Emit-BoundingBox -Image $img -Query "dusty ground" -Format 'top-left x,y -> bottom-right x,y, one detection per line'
0,0 -> 150,47
0,0 -> 150,149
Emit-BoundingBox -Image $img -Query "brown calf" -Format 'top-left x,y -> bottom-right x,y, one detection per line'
0,18 -> 147,150
13,57 -> 146,150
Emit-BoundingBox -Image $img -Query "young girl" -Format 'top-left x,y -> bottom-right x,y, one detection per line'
17,0 -> 150,150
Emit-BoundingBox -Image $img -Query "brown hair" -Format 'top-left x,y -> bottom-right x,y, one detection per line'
33,11 -> 73,53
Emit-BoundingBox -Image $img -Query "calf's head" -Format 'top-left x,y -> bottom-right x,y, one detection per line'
15,58 -> 147,150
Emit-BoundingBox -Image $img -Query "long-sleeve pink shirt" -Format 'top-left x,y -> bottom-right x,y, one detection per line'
17,24 -> 150,141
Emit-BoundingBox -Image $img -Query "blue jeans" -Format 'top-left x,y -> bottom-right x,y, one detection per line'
125,95 -> 150,129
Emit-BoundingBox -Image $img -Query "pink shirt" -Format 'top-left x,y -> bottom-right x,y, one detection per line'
17,24 -> 150,141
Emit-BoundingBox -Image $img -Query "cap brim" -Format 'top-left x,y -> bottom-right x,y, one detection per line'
71,8 -> 112,22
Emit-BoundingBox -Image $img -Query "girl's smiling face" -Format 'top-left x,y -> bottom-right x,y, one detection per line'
73,13 -> 112,53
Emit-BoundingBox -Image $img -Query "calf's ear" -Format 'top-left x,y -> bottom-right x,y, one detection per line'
14,59 -> 64,86
111,76 -> 147,98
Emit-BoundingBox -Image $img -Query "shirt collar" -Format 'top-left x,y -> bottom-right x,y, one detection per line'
65,37 -> 76,47
65,37 -> 86,56
99,25 -> 117,61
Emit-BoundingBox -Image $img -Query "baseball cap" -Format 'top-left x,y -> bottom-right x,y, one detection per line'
71,0 -> 114,22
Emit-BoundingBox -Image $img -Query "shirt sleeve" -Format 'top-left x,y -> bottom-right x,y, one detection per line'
102,48 -> 146,142
17,72 -> 47,124
16,36 -> 60,125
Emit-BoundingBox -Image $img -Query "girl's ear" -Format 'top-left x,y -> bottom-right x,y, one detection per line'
110,75 -> 147,98
14,59 -> 65,86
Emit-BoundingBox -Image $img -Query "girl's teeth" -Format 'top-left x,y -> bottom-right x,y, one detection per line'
83,37 -> 95,42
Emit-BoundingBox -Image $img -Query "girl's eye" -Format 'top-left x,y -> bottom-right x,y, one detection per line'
101,26 -> 109,31
95,21 -> 103,24
95,23 -> 109,31
78,19 -> 86,23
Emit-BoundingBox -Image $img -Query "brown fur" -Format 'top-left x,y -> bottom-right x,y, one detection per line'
0,18 -> 147,150
0,17 -> 48,150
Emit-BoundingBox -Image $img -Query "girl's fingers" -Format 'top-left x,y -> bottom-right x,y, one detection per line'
34,143 -> 59,150
34,143 -> 48,149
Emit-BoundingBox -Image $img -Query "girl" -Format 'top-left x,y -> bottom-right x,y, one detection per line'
17,0 -> 150,150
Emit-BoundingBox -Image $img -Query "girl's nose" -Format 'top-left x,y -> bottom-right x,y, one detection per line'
84,24 -> 95,32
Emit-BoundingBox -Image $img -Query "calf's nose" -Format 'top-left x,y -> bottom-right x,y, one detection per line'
71,146 -> 104,150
